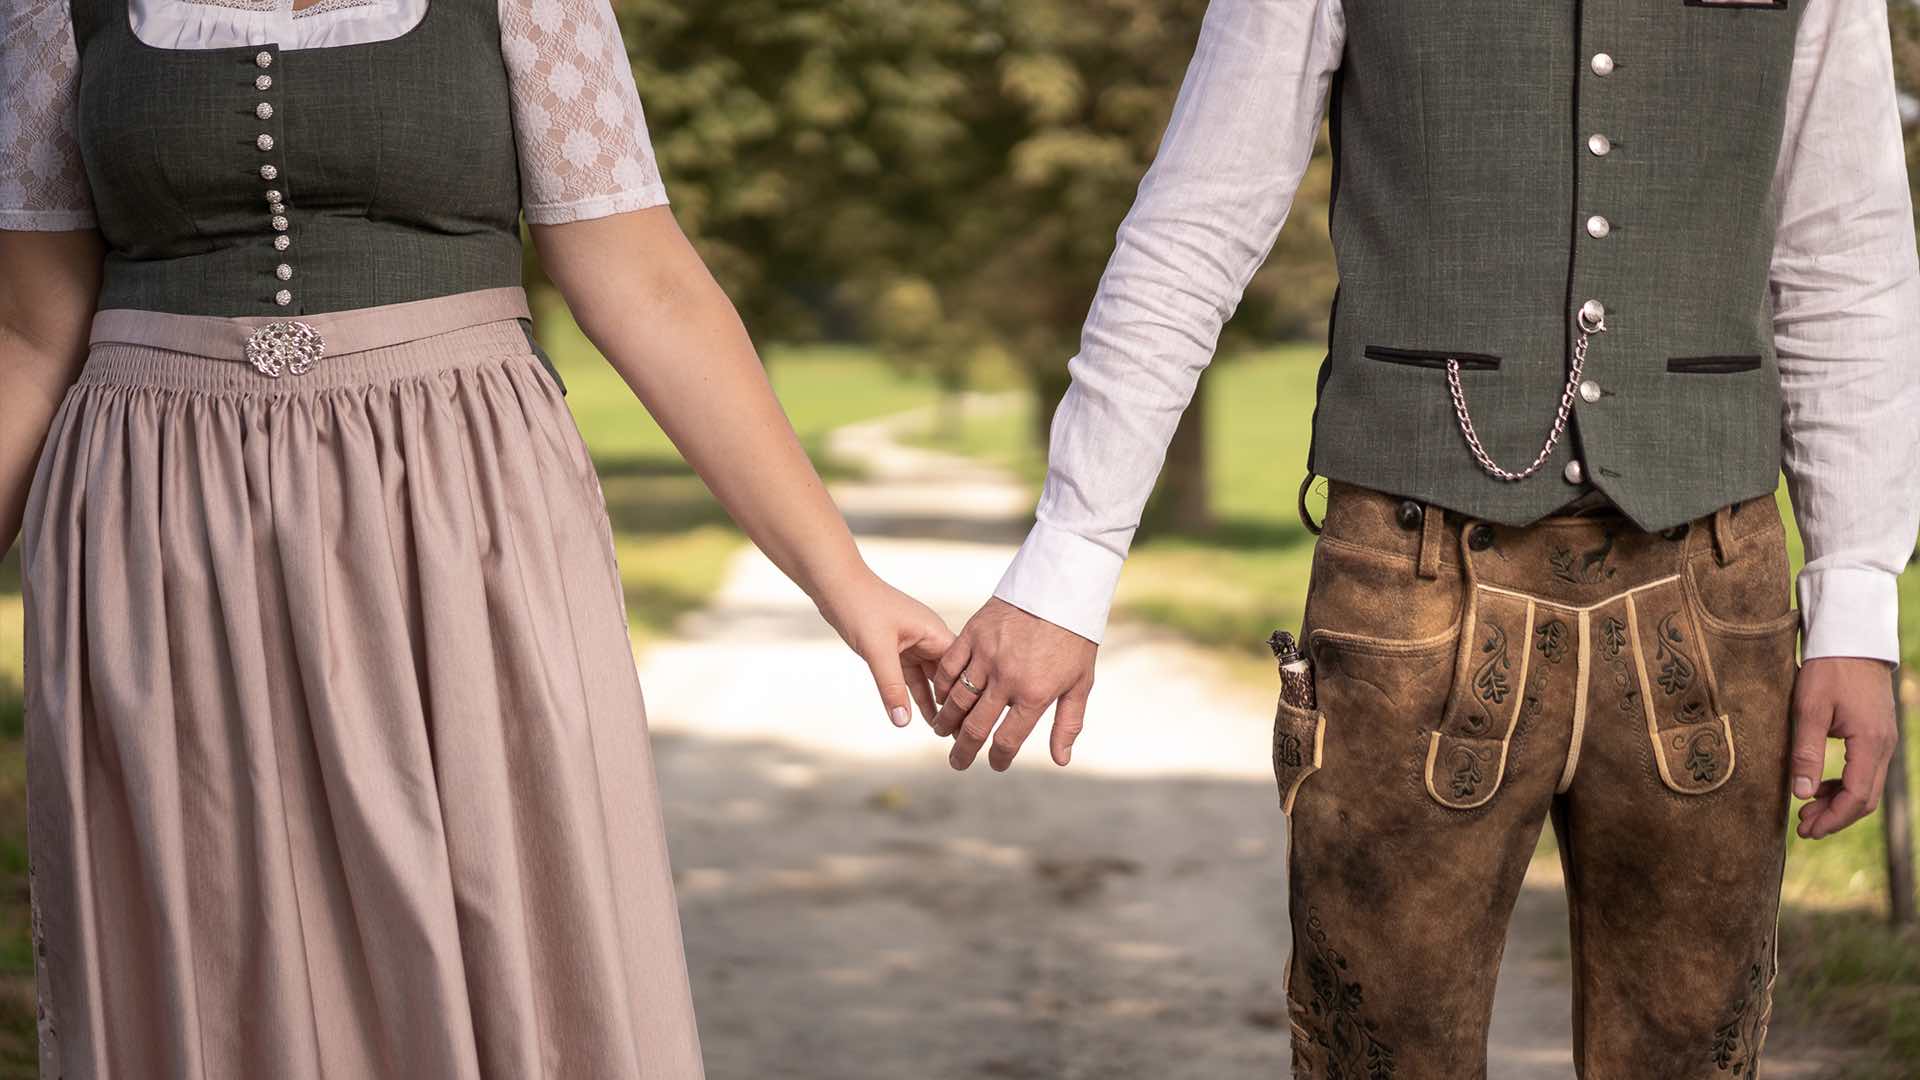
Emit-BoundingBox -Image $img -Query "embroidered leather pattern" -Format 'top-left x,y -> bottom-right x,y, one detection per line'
1710,941 -> 1774,1074
1294,907 -> 1398,1080
1548,531 -> 1617,585
1427,592 -> 1535,809
1629,581 -> 1737,794
1468,625 -> 1512,730
1535,619 -> 1569,664
1654,613 -> 1697,695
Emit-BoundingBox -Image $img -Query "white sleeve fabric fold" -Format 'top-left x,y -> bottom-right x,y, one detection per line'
1769,0 -> 1920,665
500,0 -> 669,225
993,0 -> 1346,643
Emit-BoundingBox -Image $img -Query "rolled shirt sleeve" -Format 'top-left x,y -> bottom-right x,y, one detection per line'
1770,0 -> 1920,665
992,0 -> 1346,643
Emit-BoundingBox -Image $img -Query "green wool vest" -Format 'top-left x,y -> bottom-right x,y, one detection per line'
1308,0 -> 1806,532
65,0 -> 562,386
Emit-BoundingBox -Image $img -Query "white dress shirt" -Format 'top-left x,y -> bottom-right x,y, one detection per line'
995,0 -> 1920,664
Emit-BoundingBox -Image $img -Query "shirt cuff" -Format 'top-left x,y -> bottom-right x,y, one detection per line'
1797,566 -> 1902,665
992,519 -> 1125,645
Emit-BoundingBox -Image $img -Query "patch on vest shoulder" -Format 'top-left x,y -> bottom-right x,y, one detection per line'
1684,0 -> 1787,9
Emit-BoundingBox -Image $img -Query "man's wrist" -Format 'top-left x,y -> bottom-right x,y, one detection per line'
994,520 -> 1125,645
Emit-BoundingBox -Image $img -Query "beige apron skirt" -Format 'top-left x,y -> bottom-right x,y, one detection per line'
19,288 -> 705,1079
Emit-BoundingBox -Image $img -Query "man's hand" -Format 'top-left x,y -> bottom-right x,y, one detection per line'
1791,656 -> 1899,840
931,598 -> 1098,771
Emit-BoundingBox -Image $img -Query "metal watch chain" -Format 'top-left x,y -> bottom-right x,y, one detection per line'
1446,308 -> 1604,482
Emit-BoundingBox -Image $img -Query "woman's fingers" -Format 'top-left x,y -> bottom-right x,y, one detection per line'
905,656 -> 938,723
861,644 -> 914,728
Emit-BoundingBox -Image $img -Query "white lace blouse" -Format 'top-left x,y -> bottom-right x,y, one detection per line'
0,0 -> 668,230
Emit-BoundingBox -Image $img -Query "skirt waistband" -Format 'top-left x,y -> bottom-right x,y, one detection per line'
89,287 -> 532,372
79,288 -> 541,396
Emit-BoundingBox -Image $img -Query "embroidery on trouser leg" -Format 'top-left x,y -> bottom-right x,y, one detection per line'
1710,937 -> 1775,1074
1293,907 -> 1397,1079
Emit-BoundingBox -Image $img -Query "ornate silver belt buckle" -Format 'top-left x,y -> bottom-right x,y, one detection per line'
245,321 -> 325,378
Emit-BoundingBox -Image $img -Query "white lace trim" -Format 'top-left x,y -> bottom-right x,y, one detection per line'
128,0 -> 428,51
0,0 -> 96,230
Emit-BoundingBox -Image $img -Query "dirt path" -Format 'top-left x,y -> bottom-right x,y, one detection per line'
635,402 -> 1830,1079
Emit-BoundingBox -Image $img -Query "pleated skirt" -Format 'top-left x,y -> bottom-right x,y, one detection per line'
19,301 -> 705,1079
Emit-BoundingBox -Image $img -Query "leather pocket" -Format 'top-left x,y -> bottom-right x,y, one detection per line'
1273,699 -> 1326,816
1625,577 -> 1738,794
1426,586 -> 1536,809
1363,345 -> 1500,371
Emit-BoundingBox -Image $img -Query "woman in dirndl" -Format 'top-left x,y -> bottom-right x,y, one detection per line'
0,1 -> 953,1076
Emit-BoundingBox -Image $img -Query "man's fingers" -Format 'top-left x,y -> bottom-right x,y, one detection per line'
933,637 -> 973,705
949,690 -> 1008,771
1787,692 -> 1835,800
1049,680 -> 1091,767
932,672 -> 981,737
862,646 -> 914,728
987,702 -> 1046,772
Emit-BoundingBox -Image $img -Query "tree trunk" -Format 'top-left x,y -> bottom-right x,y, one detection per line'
1138,386 -> 1214,539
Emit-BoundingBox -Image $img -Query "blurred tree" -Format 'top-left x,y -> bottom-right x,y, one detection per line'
1895,1 -> 1920,225
602,0 -> 1334,536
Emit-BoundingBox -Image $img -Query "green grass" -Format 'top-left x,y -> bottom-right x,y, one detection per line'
914,343 -> 1920,1074
537,306 -> 940,638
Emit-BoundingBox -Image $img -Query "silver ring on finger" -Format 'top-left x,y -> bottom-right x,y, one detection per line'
958,671 -> 984,695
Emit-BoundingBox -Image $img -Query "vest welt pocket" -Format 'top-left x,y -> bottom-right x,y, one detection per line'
1667,355 -> 1763,374
1363,345 -> 1500,371
1684,0 -> 1787,8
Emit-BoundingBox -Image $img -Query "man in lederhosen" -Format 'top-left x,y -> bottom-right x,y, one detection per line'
925,0 -> 1920,1074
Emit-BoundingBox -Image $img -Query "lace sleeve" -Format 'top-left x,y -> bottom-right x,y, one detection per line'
0,0 -> 95,231
500,0 -> 667,225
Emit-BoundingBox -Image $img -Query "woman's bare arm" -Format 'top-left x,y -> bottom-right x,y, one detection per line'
531,207 -> 951,726
1,229 -> 104,555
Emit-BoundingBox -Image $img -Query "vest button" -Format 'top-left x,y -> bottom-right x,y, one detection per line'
274,234 -> 291,251
256,74 -> 273,92
1579,299 -> 1606,330
1586,215 -> 1611,239
1591,53 -> 1615,77
1396,500 -> 1424,530
1588,133 -> 1612,157
275,289 -> 293,307
1468,524 -> 1496,551
260,164 -> 279,181
255,50 -> 273,70
1564,459 -> 1586,485
1579,379 -> 1602,403
256,134 -> 275,152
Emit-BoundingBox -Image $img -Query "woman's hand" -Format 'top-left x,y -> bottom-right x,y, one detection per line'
817,571 -> 955,729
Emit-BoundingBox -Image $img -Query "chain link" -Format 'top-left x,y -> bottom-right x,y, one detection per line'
1447,325 -> 1595,482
